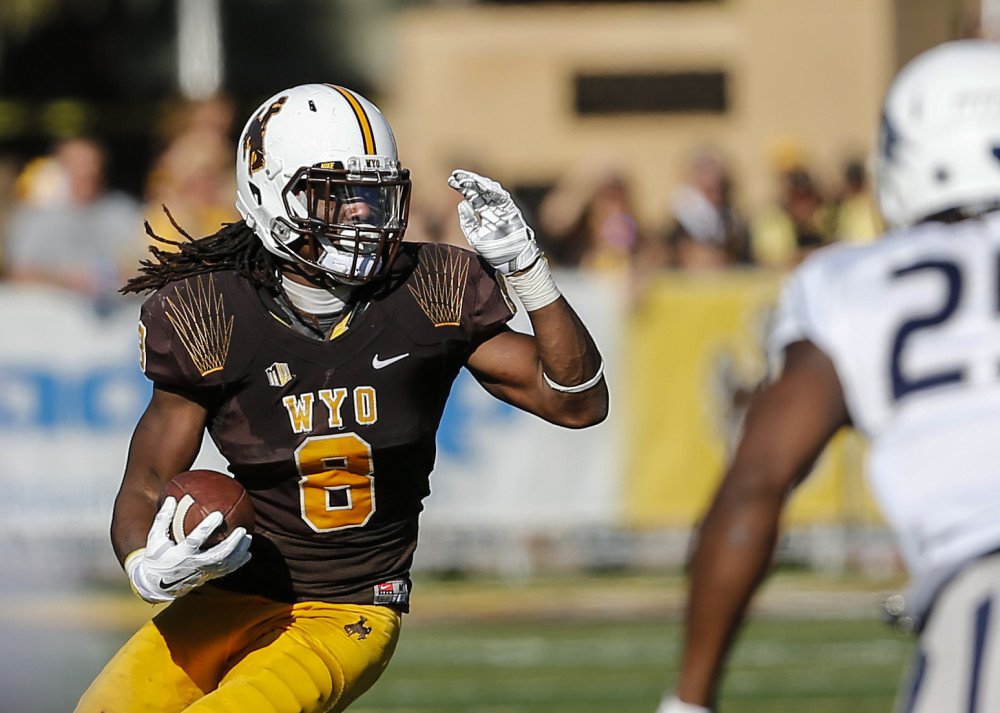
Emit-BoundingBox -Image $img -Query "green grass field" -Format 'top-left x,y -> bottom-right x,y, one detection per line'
351,573 -> 916,713
0,572 -> 916,713
354,614 -> 914,713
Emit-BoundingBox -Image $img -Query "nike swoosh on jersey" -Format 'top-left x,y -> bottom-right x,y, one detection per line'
372,352 -> 410,369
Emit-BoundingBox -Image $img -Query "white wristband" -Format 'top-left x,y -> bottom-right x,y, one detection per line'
124,547 -> 173,604
543,359 -> 605,393
504,257 -> 561,312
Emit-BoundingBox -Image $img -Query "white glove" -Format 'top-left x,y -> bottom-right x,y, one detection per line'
447,169 -> 541,275
125,496 -> 252,603
447,169 -> 561,311
655,695 -> 713,713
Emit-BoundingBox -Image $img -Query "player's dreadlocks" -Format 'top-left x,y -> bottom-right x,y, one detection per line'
122,209 -> 281,295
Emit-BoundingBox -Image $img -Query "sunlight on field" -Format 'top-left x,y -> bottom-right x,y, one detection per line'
0,572 -> 914,713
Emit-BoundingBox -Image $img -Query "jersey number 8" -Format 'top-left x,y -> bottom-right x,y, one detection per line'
294,433 -> 375,532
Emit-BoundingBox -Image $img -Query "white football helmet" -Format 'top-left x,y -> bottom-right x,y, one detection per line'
876,40 -> 1000,229
235,84 -> 411,284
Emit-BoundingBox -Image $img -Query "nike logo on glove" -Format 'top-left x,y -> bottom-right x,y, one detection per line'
372,353 -> 410,370
159,573 -> 198,591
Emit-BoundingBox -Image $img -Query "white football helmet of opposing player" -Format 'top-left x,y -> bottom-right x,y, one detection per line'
235,84 -> 411,284
876,40 -> 1000,229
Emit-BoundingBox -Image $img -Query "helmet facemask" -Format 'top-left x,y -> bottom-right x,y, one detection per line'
278,160 -> 411,285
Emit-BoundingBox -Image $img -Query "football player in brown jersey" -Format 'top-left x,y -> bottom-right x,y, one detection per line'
74,84 -> 608,713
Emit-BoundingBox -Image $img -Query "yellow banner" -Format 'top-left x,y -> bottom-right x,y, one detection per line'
623,270 -> 881,529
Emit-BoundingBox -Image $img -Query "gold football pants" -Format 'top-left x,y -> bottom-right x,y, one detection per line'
74,585 -> 402,713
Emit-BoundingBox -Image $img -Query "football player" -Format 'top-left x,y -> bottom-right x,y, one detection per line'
657,40 -> 1000,713
74,83 -> 608,713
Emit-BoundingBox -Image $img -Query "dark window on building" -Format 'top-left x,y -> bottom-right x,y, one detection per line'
574,71 -> 729,116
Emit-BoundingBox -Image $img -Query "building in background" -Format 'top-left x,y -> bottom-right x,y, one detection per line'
0,0 -> 976,210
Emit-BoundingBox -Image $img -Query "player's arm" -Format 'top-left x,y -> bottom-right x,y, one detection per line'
666,339 -> 850,711
110,385 -> 207,565
449,169 -> 609,428
465,304 -> 607,428
110,384 -> 251,603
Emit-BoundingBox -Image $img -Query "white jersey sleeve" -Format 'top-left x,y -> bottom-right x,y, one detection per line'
767,243 -> 850,376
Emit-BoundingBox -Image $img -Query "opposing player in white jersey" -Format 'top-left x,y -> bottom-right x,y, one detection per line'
656,39 -> 1000,713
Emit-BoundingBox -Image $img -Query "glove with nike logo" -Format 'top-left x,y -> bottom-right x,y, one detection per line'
448,169 -> 561,311
125,496 -> 252,604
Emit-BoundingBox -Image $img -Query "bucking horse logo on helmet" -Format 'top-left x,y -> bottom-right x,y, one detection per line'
242,95 -> 287,175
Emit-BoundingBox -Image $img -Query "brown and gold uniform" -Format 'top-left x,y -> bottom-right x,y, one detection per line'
76,242 -> 514,713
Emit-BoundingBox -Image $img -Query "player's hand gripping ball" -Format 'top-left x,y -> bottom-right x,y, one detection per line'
127,471 -> 254,603
159,469 -> 255,549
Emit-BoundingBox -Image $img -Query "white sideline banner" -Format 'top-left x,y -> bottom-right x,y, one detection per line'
421,270 -> 625,531
0,286 -> 150,581
0,287 -> 146,533
0,275 -> 624,575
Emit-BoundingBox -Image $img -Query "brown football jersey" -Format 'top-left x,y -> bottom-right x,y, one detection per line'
138,242 -> 514,609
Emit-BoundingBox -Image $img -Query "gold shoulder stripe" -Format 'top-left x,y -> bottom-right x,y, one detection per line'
164,274 -> 234,377
408,248 -> 470,327
327,85 -> 376,154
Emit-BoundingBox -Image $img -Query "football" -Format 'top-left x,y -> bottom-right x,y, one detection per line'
159,469 -> 255,549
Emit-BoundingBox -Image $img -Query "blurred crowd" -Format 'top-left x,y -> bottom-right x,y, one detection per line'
0,94 -> 239,308
519,146 -> 881,275
413,144 -> 882,306
0,96 -> 881,308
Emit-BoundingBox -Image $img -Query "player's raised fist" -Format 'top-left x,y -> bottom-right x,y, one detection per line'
447,169 -> 541,275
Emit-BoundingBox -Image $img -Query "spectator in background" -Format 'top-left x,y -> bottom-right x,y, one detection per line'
832,157 -> 881,244
660,147 -> 750,270
144,94 -> 240,243
537,160 -> 642,274
3,136 -> 144,301
749,166 -> 834,269
0,156 -> 20,268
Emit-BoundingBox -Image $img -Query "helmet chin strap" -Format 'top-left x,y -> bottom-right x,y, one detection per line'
316,240 -> 380,280
283,232 -> 380,285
